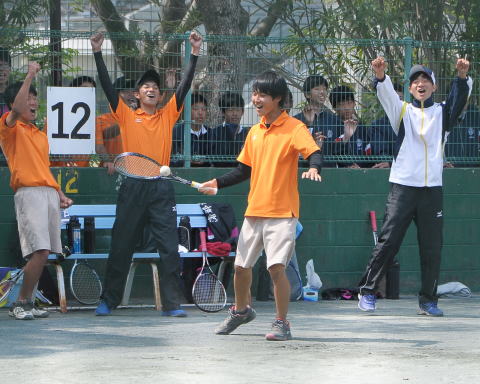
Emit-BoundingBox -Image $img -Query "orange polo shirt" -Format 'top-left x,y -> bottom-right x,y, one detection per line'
0,113 -> 60,192
237,111 -> 319,218
112,96 -> 182,165
96,113 -> 123,157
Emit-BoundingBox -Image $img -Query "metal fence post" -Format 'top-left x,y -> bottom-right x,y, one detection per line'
183,33 -> 192,168
403,37 -> 414,102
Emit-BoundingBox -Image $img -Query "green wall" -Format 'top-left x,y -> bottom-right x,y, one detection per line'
1,167 -> 479,294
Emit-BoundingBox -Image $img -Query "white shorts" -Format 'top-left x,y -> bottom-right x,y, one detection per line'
14,187 -> 62,257
235,217 -> 297,269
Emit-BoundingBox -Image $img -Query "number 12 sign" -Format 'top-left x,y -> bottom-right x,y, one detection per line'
47,87 -> 95,155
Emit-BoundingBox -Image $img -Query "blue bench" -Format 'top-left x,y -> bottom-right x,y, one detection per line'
48,203 -> 235,313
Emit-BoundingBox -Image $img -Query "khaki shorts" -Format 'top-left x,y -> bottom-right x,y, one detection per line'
14,187 -> 62,257
235,217 -> 297,269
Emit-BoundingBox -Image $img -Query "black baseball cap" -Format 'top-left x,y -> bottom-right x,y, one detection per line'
409,65 -> 436,85
136,69 -> 161,89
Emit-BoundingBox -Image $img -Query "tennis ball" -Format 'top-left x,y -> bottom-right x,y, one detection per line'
160,165 -> 171,177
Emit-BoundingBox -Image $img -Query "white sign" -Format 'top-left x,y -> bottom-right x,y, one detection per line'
47,87 -> 95,155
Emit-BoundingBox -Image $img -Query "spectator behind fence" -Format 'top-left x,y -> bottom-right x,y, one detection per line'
445,88 -> 479,167
283,88 -> 293,114
329,85 -> 371,168
0,47 -> 12,166
294,75 -> 343,166
212,91 -> 249,167
47,76 -> 96,167
95,76 -> 137,174
369,82 -> 404,168
172,92 -> 216,167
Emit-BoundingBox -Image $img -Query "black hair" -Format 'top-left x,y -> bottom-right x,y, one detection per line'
112,76 -> 136,92
4,81 -> 37,109
218,91 -> 245,111
302,75 -> 329,96
191,92 -> 208,106
0,47 -> 11,66
329,85 -> 355,109
69,75 -> 96,88
252,70 -> 288,108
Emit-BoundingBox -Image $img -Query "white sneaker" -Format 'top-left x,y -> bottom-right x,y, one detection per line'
8,302 -> 34,320
31,305 -> 50,318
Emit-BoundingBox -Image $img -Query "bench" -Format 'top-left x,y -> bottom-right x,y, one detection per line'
48,203 -> 235,313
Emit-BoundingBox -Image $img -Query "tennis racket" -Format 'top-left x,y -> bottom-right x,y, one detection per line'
369,210 -> 378,246
69,259 -> 102,305
0,269 -> 24,303
192,230 -> 227,312
114,152 -> 217,194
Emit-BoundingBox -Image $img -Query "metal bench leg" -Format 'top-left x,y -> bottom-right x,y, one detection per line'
149,263 -> 162,311
121,262 -> 138,306
53,264 -> 67,313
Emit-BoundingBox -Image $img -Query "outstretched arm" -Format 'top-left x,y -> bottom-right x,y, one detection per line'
444,58 -> 471,130
91,33 -> 120,111
175,31 -> 203,111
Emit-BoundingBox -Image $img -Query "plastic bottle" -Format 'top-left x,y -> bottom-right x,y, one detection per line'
67,216 -> 82,254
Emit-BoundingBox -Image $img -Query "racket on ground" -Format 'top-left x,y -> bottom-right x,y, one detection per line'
114,152 -> 217,194
69,259 -> 102,305
0,269 -> 24,303
192,230 -> 227,312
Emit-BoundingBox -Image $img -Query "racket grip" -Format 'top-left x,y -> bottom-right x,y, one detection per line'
369,211 -> 377,232
192,181 -> 218,195
199,230 -> 207,252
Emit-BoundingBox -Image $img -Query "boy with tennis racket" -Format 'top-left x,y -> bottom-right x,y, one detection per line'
0,62 -> 73,320
200,70 -> 323,341
357,56 -> 471,316
90,31 -> 202,317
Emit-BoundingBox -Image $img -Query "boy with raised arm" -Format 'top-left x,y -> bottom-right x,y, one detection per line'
200,71 -> 323,340
90,31 -> 202,316
0,62 -> 73,320
358,57 -> 471,316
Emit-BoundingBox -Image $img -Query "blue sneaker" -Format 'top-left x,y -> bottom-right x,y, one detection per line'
358,294 -> 376,312
418,302 -> 444,317
161,309 -> 187,317
95,300 -> 112,316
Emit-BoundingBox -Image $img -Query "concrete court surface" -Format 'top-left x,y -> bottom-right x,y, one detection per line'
1,296 -> 479,384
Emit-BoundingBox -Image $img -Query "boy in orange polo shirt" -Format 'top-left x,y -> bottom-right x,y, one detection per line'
91,31 -> 202,316
200,71 -> 323,341
0,62 -> 73,320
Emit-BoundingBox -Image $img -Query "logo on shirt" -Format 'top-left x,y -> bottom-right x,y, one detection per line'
135,118 -> 142,123
436,210 -> 443,218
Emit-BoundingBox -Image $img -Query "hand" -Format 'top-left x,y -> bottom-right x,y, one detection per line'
372,162 -> 390,169
301,168 -> 322,182
313,131 -> 326,151
104,162 -> 116,175
27,62 -> 41,77
165,68 -> 176,89
456,57 -> 470,79
189,31 -> 203,55
58,190 -> 73,209
444,162 -> 455,168
90,33 -> 104,53
303,105 -> 316,125
371,56 -> 386,80
198,179 -> 218,195
348,163 -> 361,169
343,119 -> 358,141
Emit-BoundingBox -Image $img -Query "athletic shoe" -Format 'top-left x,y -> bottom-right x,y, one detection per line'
31,304 -> 50,318
358,293 -> 376,312
418,302 -> 444,317
215,306 -> 256,335
95,300 -> 112,316
161,309 -> 187,317
265,319 -> 292,341
8,301 -> 34,320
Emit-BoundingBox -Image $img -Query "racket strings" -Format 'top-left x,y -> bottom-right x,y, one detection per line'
0,281 -> 15,302
71,263 -> 102,305
192,272 -> 226,312
115,155 -> 160,178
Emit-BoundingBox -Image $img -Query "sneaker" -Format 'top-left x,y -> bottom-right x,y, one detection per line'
418,302 -> 444,317
95,300 -> 112,316
161,309 -> 187,317
31,305 -> 50,318
215,306 -> 256,335
358,293 -> 376,312
265,319 -> 292,341
8,301 -> 34,320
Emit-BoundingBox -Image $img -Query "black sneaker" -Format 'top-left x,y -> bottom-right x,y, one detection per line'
215,306 -> 256,335
8,301 -> 34,320
265,319 -> 292,341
